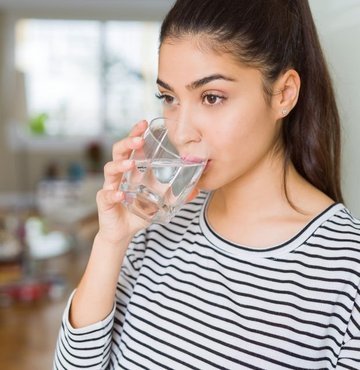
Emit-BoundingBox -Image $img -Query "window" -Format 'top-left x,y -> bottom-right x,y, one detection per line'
15,19 -> 161,138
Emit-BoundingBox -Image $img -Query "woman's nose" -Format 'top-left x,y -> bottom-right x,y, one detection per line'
171,109 -> 201,146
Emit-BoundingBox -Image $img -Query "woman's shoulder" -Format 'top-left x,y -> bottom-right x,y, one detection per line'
316,203 -> 360,253
330,204 -> 360,233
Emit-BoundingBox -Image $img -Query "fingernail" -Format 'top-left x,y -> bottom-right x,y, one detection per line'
132,137 -> 142,144
137,120 -> 147,127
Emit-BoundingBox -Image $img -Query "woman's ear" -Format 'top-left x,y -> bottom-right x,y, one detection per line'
272,69 -> 301,119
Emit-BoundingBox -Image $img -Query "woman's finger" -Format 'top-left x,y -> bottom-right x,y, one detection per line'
96,188 -> 124,212
102,159 -> 134,190
129,119 -> 148,137
112,135 -> 144,162
112,120 -> 147,161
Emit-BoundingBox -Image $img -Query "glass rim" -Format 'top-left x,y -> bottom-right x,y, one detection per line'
147,116 -> 208,164
148,116 -> 180,159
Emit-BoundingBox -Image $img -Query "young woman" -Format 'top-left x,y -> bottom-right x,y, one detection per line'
54,1 -> 360,369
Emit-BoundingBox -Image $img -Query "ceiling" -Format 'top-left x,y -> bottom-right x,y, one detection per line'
0,0 -> 171,7
0,0 -> 357,10
0,0 -> 358,15
0,1 -> 359,30
0,0 -> 175,20
0,0 -> 174,14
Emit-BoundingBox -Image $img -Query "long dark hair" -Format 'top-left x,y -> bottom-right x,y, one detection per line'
160,0 -> 343,203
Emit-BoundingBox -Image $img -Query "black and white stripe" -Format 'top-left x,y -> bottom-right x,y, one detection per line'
54,193 -> 360,369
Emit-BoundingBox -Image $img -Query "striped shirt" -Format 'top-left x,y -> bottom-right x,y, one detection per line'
54,193 -> 360,369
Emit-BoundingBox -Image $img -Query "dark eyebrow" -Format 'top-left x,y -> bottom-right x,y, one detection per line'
156,74 -> 236,92
186,74 -> 236,90
156,78 -> 174,91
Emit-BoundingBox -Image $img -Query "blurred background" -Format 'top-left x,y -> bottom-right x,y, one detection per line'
0,0 -> 359,369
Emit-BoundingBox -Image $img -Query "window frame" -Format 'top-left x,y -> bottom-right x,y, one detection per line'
1,3 -> 169,152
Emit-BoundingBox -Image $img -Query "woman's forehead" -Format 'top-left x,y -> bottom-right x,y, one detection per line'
158,38 -> 260,88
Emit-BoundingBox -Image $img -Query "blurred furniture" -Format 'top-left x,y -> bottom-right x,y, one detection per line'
0,247 -> 91,370
0,190 -> 98,370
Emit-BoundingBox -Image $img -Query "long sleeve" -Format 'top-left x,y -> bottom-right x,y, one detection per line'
53,230 -> 146,370
53,291 -> 116,370
336,288 -> 360,369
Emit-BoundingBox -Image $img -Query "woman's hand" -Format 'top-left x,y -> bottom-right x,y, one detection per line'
70,120 -> 151,328
95,120 -> 149,246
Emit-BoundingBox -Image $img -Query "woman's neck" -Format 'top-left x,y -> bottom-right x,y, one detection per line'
206,156 -> 334,248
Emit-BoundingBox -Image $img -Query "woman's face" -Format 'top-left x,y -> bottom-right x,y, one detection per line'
157,37 -> 282,191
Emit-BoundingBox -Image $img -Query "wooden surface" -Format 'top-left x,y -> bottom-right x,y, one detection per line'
0,248 -> 90,370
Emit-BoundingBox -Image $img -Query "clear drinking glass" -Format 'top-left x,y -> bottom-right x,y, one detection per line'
120,117 -> 208,223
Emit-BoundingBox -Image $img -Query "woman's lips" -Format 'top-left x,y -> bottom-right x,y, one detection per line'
181,155 -> 207,164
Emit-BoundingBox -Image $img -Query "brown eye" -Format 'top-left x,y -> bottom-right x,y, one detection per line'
164,95 -> 175,104
205,95 -> 218,104
202,93 -> 226,106
155,92 -> 178,106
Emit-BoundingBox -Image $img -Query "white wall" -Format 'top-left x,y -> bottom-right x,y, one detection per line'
310,0 -> 360,216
